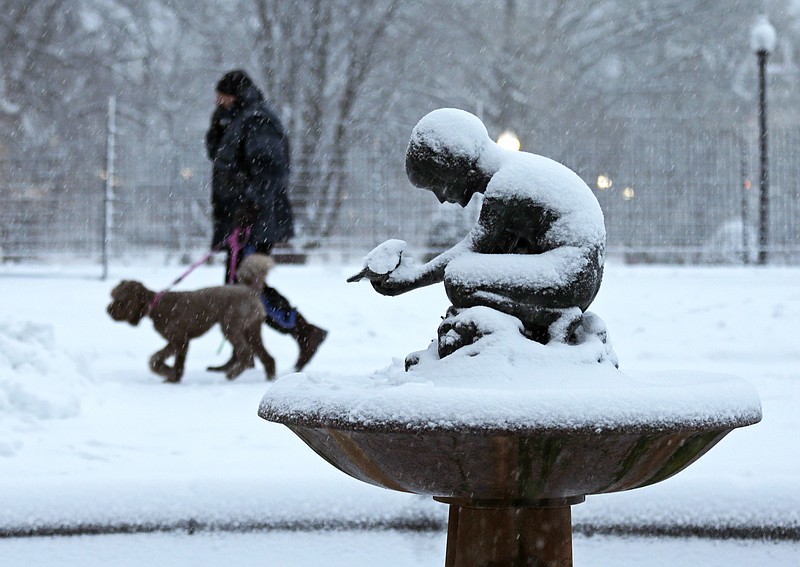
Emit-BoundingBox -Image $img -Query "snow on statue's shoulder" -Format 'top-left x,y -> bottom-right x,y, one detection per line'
485,153 -> 606,247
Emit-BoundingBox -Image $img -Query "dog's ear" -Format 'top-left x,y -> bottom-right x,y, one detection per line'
126,281 -> 151,325
108,281 -> 134,323
110,280 -> 128,300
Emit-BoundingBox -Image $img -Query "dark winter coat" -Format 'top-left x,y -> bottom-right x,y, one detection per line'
205,85 -> 294,250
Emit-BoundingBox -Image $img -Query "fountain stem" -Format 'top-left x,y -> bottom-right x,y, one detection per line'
438,497 -> 581,567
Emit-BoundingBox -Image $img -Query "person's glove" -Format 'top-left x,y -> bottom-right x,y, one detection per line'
233,202 -> 260,229
206,107 -> 233,159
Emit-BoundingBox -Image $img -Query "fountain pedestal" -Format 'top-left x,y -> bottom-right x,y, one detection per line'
439,497 -> 578,567
264,373 -> 760,567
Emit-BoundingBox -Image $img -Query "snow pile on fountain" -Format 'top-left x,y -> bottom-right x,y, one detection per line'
261,307 -> 761,432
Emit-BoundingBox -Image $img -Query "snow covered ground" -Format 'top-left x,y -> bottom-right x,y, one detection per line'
1,256 -> 799,565
3,530 -> 799,567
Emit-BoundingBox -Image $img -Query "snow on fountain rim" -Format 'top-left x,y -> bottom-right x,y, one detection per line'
260,314 -> 762,434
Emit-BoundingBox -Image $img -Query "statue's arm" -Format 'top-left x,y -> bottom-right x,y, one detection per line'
373,197 -> 510,296
371,236 -> 473,296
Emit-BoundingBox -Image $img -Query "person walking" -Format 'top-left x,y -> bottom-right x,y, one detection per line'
205,69 -> 326,371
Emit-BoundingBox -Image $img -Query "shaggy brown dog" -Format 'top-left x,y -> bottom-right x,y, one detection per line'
107,255 -> 275,382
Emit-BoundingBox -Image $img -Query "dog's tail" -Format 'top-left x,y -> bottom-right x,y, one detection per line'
236,254 -> 275,290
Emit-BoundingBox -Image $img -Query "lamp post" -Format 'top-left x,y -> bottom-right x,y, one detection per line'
751,15 -> 776,265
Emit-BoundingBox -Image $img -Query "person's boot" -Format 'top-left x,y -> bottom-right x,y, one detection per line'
291,314 -> 328,371
258,285 -> 327,371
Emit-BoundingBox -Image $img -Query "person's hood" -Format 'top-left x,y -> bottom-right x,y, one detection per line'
237,85 -> 265,110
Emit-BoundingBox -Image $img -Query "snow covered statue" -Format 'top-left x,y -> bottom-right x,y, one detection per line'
265,109 -> 761,566
349,108 -> 613,368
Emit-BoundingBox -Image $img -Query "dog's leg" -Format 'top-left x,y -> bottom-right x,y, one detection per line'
150,344 -> 179,382
207,352 -> 254,373
207,357 -> 233,373
222,330 -> 251,380
225,347 -> 258,379
249,327 -> 276,380
172,341 -> 189,382
225,360 -> 247,380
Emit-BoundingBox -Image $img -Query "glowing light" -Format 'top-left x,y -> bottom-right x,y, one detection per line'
622,186 -> 635,200
180,167 -> 195,180
750,15 -> 777,54
496,130 -> 521,151
597,175 -> 613,190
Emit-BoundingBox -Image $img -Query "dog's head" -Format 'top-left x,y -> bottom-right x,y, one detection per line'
107,280 -> 152,326
236,254 -> 274,289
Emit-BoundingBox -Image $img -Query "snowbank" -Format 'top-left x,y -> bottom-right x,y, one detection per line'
0,321 -> 88,456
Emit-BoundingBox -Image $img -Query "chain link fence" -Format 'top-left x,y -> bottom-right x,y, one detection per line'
2,127 -> 800,266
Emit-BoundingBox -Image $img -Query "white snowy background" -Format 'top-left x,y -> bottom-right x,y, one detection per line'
0,257 -> 798,565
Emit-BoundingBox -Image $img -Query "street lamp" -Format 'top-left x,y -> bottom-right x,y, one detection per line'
751,15 -> 776,265
596,174 -> 613,190
497,130 -> 521,151
622,186 -> 635,201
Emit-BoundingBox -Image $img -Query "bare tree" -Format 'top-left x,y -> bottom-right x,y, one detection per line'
0,1 -> 98,155
248,0 -> 401,244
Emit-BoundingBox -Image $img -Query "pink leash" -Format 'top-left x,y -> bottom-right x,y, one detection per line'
226,226 -> 251,285
149,226 -> 251,311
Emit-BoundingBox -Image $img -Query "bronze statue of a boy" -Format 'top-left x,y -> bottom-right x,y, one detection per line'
351,108 -> 606,362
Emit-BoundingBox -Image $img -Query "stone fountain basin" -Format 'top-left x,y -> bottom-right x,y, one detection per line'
259,369 -> 762,503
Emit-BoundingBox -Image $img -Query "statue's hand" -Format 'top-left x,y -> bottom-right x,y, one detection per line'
369,273 -> 407,296
346,266 -> 388,284
346,239 -> 407,284
345,266 -> 401,294
345,267 -> 371,283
